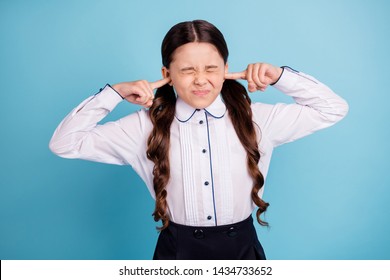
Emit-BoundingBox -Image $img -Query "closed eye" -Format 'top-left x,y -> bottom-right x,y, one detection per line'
205,65 -> 219,72
180,67 -> 196,74
180,65 -> 219,74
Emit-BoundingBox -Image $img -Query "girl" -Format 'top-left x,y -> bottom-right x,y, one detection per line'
49,20 -> 348,260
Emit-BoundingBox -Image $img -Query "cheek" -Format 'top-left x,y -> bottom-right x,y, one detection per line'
170,75 -> 193,94
171,75 -> 186,87
208,73 -> 225,89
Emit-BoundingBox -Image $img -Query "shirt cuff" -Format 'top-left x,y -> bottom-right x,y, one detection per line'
107,84 -> 125,99
271,66 -> 301,92
93,84 -> 124,111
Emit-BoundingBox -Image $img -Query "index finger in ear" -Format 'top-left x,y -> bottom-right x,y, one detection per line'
225,71 -> 247,80
149,77 -> 171,90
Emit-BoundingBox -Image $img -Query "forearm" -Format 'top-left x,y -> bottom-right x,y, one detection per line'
273,66 -> 349,123
253,67 -> 349,147
49,85 -> 123,158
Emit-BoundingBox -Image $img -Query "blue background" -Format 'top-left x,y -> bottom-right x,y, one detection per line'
1,0 -> 389,260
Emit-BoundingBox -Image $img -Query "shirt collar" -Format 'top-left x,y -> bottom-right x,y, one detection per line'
175,94 -> 227,123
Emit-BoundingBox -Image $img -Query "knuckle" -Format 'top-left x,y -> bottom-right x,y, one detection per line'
134,80 -> 143,86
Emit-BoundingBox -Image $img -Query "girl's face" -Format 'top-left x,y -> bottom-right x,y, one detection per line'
164,42 -> 228,109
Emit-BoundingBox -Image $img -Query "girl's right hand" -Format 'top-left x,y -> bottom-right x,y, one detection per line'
112,77 -> 171,108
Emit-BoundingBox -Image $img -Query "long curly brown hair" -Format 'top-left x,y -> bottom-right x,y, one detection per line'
147,20 -> 269,230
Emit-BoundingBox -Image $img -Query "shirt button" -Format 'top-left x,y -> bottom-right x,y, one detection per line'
204,181 -> 209,186
207,215 -> 212,220
199,120 -> 204,124
202,149 -> 207,153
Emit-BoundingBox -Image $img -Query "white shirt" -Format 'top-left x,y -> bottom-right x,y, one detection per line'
49,67 -> 349,226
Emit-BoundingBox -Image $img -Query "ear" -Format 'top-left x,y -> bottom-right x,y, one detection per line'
161,67 -> 173,86
224,63 -> 229,81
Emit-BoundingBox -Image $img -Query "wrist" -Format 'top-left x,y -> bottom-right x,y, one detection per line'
270,67 -> 284,86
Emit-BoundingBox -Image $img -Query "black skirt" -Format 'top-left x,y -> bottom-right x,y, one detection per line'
153,215 -> 266,260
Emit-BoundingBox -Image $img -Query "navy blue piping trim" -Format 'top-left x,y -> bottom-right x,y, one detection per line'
175,109 -> 197,123
204,108 -> 227,119
205,112 -> 218,226
270,67 -> 285,86
175,107 -> 226,123
280,65 -> 319,84
107,84 -> 125,99
280,65 -> 299,73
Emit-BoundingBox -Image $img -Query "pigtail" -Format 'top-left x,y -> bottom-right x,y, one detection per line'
147,84 -> 176,230
221,79 -> 269,226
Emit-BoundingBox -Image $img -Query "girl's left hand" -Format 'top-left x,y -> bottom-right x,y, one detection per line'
225,63 -> 283,92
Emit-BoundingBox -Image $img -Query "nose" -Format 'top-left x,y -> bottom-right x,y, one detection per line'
194,72 -> 207,86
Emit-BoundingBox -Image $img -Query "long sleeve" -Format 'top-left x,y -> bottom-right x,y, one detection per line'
252,67 -> 349,147
49,84 -> 151,167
